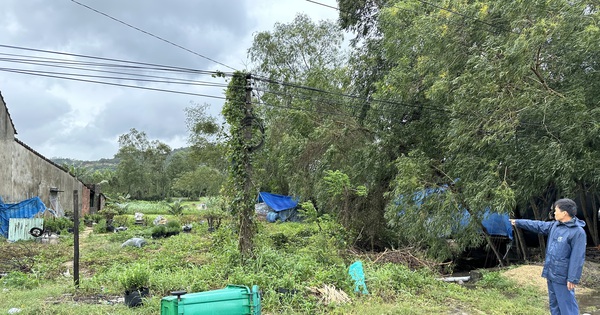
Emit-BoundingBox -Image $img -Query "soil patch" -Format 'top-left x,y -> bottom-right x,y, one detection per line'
502,261 -> 599,295
503,251 -> 600,315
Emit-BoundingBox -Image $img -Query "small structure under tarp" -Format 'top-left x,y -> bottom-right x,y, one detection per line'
256,192 -> 300,223
0,196 -> 49,239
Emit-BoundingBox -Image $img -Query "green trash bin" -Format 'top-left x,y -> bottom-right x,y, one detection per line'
161,284 -> 261,315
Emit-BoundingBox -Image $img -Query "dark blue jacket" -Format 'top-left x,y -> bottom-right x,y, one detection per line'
515,218 -> 586,284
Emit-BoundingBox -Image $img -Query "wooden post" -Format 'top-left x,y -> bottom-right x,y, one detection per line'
73,190 -> 80,287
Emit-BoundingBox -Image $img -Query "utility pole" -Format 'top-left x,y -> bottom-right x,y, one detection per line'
238,73 -> 255,259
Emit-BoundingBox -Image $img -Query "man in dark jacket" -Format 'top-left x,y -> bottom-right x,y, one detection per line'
510,198 -> 587,315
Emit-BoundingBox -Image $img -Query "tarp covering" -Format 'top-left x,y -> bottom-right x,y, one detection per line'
461,210 -> 513,240
0,196 -> 47,238
257,192 -> 298,212
401,187 -> 513,240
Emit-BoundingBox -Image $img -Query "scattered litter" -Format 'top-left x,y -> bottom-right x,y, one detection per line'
134,213 -> 144,225
437,276 -> 471,283
121,237 -> 147,248
153,216 -> 167,225
114,226 -> 128,232
8,308 -> 21,314
182,224 -> 193,232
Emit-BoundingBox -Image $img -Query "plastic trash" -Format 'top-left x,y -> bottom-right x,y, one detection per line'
348,261 -> 369,294
121,237 -> 147,248
154,216 -> 167,226
8,308 -> 21,314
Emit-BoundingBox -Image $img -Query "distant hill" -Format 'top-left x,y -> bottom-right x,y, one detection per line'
52,157 -> 120,172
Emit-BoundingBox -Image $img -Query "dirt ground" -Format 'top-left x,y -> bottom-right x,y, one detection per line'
502,248 -> 600,314
502,261 -> 599,295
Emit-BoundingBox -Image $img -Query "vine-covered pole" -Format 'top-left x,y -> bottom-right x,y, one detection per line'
238,73 -> 255,259
222,71 -> 257,261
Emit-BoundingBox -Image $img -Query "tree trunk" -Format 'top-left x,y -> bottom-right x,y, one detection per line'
578,184 -> 599,247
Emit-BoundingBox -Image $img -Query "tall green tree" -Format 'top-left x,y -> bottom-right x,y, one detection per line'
377,0 -> 600,258
115,128 -> 172,200
248,14 -> 393,249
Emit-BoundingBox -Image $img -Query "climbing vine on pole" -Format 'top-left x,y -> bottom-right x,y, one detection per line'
222,71 -> 257,260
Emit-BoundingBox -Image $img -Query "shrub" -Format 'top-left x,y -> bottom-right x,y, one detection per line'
113,215 -> 133,227
93,219 -> 108,234
119,263 -> 150,292
44,217 -> 73,234
167,201 -> 185,216
1,271 -> 39,289
151,225 -> 167,238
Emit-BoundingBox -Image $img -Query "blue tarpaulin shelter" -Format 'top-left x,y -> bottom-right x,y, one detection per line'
257,192 -> 300,222
0,196 -> 48,238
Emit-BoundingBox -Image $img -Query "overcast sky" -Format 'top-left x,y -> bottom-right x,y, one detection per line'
0,0 -> 340,160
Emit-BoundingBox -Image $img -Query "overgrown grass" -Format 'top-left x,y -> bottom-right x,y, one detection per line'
0,210 -> 548,314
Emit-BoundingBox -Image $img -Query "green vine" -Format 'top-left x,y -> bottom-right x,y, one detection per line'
222,71 -> 257,259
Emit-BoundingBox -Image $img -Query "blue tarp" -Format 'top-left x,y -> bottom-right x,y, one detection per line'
401,187 -> 513,239
257,192 -> 298,212
461,210 -> 513,240
257,192 -> 300,222
0,196 -> 47,238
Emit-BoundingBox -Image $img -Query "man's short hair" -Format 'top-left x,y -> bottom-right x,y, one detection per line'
555,198 -> 577,218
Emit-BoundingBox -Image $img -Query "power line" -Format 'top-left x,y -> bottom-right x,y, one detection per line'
253,74 -> 456,115
69,0 -> 237,71
0,66 -> 230,89
0,68 -> 227,100
0,55 -> 231,87
0,44 -> 547,128
0,44 -> 234,76
305,0 -> 340,12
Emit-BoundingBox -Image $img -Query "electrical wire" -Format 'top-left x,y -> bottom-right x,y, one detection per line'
0,68 -> 227,100
69,0 -> 237,71
0,58 -> 230,86
0,45 -> 554,128
0,44 -> 234,77
0,66 -> 230,88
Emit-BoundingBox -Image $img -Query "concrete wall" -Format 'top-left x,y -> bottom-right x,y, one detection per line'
0,93 -> 15,141
0,92 -> 86,215
0,139 -> 85,215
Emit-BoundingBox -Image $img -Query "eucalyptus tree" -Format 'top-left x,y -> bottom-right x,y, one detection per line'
377,0 -> 600,261
115,128 -> 172,200
248,14 -> 388,246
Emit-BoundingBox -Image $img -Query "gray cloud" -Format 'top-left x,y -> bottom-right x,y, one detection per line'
0,0 -> 339,160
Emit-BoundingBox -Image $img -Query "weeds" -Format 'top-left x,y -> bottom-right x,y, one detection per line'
0,202 -> 549,314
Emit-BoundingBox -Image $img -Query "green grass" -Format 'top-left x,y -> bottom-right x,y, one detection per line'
0,210 -> 549,314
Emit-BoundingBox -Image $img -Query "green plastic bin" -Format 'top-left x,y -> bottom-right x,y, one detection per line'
161,284 -> 261,315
